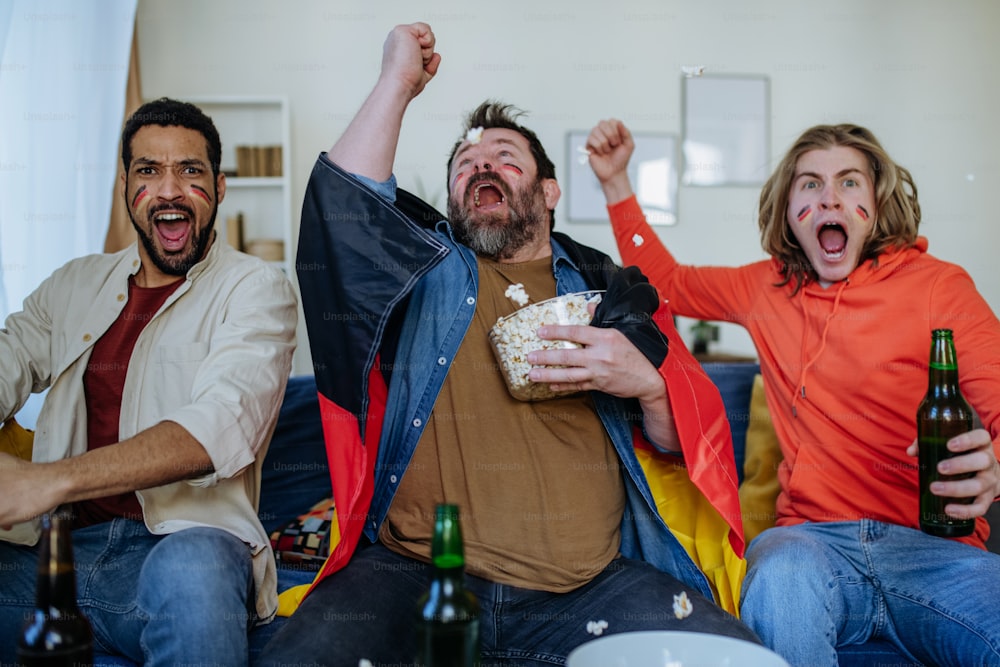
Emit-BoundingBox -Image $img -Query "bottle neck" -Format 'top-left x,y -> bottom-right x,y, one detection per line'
429,505 -> 467,586
927,333 -> 961,396
35,513 -> 79,613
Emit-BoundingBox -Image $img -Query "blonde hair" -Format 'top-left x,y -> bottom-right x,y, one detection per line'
758,124 -> 921,294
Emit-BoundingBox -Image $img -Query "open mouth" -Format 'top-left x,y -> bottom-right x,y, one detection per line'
153,210 -> 192,252
473,181 -> 506,210
817,222 -> 847,259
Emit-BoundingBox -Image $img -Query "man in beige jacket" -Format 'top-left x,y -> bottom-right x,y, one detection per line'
0,98 -> 297,665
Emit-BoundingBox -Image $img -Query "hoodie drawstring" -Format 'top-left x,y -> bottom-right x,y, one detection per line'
791,280 -> 849,417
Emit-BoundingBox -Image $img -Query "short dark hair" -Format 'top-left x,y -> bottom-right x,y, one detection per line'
447,100 -> 557,227
121,97 -> 222,176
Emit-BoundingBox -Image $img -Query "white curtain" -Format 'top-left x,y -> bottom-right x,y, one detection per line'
0,0 -> 137,426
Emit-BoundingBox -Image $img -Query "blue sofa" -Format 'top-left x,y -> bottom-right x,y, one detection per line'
95,369 -> 998,665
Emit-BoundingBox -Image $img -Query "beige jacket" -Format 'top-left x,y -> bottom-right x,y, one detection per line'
0,239 -> 297,621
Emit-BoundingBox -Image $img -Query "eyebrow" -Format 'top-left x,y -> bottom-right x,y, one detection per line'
452,136 -> 523,164
794,167 -> 867,182
132,157 -> 208,169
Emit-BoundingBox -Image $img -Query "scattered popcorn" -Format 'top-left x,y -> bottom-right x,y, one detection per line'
632,233 -> 644,247
681,65 -> 706,78
586,619 -> 609,636
489,291 -> 603,401
504,282 -> 530,307
673,591 -> 693,619
466,126 -> 484,144
359,660 -> 373,667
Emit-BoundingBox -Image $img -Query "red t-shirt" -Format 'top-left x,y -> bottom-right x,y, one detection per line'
74,275 -> 183,528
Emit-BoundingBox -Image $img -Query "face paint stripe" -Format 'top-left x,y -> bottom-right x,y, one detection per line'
856,205 -> 870,221
796,205 -> 811,222
190,185 -> 212,203
131,186 -> 148,208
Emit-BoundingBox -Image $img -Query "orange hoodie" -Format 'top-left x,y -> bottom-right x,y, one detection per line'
609,195 -> 1000,549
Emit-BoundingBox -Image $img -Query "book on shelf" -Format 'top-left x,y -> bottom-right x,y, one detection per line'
226,212 -> 245,251
235,145 -> 283,177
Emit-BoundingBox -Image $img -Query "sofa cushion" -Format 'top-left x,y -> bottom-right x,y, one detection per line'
738,374 -> 782,544
270,496 -> 337,570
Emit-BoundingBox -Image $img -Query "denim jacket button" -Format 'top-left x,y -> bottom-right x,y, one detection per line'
466,296 -> 475,305
412,418 -> 422,427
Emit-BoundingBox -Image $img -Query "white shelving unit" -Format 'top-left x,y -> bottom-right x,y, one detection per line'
183,95 -> 293,278
180,95 -> 312,375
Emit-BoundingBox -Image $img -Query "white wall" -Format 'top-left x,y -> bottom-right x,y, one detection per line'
137,0 -> 1000,370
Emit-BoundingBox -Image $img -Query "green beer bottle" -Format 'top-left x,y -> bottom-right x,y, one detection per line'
415,504 -> 481,667
17,510 -> 94,666
917,329 -> 976,537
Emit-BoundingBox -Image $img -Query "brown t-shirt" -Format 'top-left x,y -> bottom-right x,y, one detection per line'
380,256 -> 625,592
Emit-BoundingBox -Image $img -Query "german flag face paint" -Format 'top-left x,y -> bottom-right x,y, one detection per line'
131,185 -> 149,209
190,184 -> 212,204
785,146 -> 877,287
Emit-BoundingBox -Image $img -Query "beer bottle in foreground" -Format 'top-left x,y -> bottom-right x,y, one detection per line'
17,511 -> 94,666
415,503 -> 480,667
917,329 -> 976,537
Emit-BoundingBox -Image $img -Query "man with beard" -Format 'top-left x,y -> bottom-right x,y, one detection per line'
0,97 -> 297,664
259,22 -> 758,666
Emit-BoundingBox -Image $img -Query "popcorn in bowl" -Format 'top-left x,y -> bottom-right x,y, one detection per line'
489,290 -> 603,401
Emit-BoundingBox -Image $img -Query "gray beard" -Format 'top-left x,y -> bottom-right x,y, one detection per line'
447,177 -> 548,261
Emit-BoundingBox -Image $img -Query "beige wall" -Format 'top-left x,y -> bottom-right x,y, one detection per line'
137,0 -> 1000,368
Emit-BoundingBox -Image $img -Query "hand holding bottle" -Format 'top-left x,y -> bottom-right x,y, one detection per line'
914,328 -> 1000,535
909,428 -> 1000,523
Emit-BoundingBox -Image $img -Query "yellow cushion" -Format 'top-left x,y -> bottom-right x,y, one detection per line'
738,375 -> 782,544
0,417 -> 33,460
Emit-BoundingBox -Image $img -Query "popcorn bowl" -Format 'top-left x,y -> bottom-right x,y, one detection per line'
489,290 -> 603,401
567,630 -> 790,667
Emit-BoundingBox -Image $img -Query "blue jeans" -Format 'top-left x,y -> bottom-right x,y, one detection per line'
740,520 -> 1000,667
0,519 -> 256,665
257,542 -> 759,667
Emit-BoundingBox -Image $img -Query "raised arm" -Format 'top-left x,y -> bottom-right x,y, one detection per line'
327,22 -> 442,180
586,118 -> 636,205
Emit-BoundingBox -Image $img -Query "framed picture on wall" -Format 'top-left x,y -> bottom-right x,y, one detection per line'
682,74 -> 770,186
566,130 -> 678,225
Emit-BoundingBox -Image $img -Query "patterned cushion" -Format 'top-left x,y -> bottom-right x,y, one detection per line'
269,496 -> 336,570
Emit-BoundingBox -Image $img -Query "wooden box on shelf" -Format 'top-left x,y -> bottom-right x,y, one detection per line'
180,95 -> 292,277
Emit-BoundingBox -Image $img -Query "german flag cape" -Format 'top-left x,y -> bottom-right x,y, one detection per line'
283,157 -> 746,615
